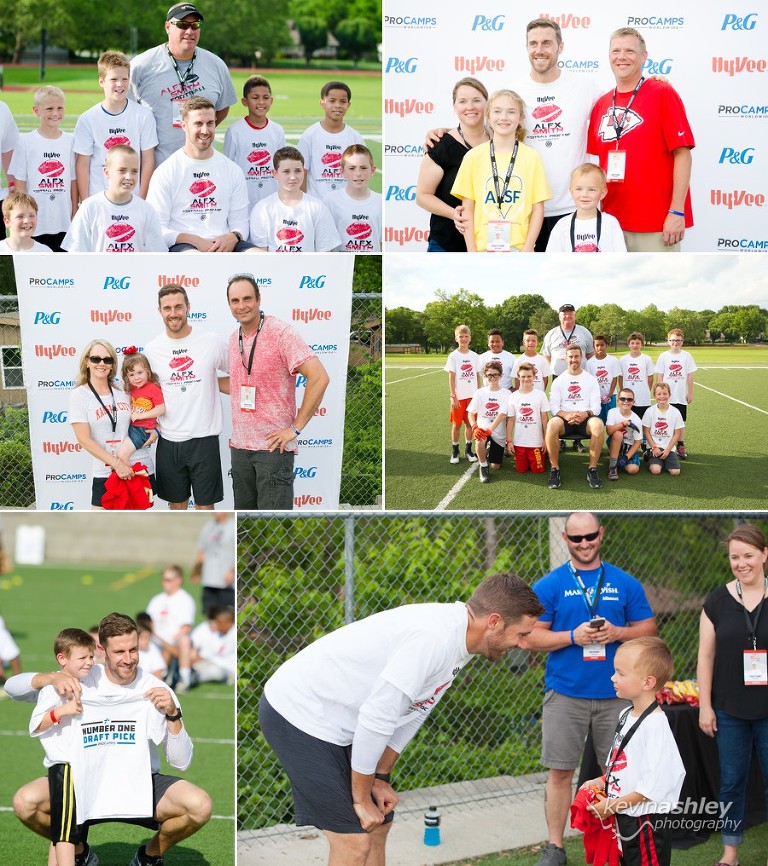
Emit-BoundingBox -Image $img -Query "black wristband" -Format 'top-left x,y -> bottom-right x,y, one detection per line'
374,772 -> 391,783
165,708 -> 183,722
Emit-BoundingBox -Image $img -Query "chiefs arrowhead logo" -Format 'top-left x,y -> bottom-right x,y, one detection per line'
597,107 -> 643,142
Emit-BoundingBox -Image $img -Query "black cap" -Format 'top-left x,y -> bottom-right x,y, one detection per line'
559,303 -> 575,313
167,3 -> 204,20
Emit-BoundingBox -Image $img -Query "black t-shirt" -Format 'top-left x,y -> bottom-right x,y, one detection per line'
703,584 -> 768,719
425,133 -> 471,252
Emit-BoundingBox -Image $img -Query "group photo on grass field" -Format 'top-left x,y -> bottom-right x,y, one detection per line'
0,512 -> 235,866
384,254 -> 768,511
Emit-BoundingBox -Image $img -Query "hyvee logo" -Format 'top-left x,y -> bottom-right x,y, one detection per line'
384,98 -> 434,117
292,308 -> 332,323
33,311 -> 62,325
43,441 -> 83,454
710,189 -> 765,208
538,13 -> 591,28
385,57 -> 418,73
455,56 -> 505,74
158,274 -> 200,287
35,344 -> 77,358
90,309 -> 133,325
712,57 -> 767,75
721,13 -> 758,30
294,494 -> 324,507
385,226 -> 430,245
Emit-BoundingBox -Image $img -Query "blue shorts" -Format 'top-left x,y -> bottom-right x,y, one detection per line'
128,424 -> 153,450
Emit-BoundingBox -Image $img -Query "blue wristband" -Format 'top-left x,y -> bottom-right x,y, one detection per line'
668,209 -> 685,217
290,424 -> 301,437
570,629 -> 575,646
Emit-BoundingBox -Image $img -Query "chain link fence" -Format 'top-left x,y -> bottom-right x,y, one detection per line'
0,292 -> 380,509
237,510 -> 768,845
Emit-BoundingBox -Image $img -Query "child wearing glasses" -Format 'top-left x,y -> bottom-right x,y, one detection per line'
654,329 -> 696,459
605,388 -> 643,481
467,361 -> 512,483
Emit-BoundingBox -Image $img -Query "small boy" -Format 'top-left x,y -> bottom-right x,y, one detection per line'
512,329 -> 550,391
586,334 -> 621,424
223,75 -> 286,209
29,628 -> 97,866
444,324 -> 481,464
619,332 -> 654,423
0,193 -> 53,253
324,144 -> 382,252
546,163 -> 626,252
8,86 -> 76,251
643,383 -> 685,476
581,637 -> 685,866
654,329 -> 696,459
605,388 -> 643,481
507,362 -> 550,474
467,360 -> 512,482
63,145 -> 165,252
478,328 -> 516,390
73,51 -> 158,201
138,621 -> 167,680
296,81 -> 365,200
249,146 -> 341,252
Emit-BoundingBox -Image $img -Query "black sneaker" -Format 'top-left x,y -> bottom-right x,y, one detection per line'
479,465 -> 490,483
450,444 -> 460,464
465,444 -> 478,463
574,440 -> 587,453
75,843 -> 99,866
608,466 -> 619,481
587,467 -> 603,489
547,468 -> 561,489
128,845 -> 164,866
677,444 -> 688,460
559,439 -> 565,452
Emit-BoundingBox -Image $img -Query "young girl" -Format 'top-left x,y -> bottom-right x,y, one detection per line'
451,89 -> 551,252
116,348 -> 165,463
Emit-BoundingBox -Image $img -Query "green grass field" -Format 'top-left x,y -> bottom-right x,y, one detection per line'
385,346 -> 768,510
0,569 -> 234,866
0,65 -> 382,192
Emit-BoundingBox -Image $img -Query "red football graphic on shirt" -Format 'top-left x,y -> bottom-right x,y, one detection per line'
654,421 -> 669,433
189,180 -> 216,197
486,400 -> 500,412
627,365 -> 640,376
532,104 -> 563,122
104,135 -> 131,149
105,223 -> 136,242
567,385 -> 581,395
346,222 -> 372,240
519,406 -> 534,418
169,355 -> 194,372
247,149 -> 271,166
276,227 -> 305,244
38,160 -> 65,178
460,362 -> 473,372
611,750 -> 627,772
321,152 -> 342,168
669,363 -> 683,374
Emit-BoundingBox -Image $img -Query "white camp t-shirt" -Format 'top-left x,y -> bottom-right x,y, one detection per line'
146,148 -> 249,247
586,355 -> 622,401
296,122 -> 365,200
197,516 -> 236,588
619,353 -> 655,406
324,188 -> 382,253
509,388 -> 550,448
512,354 -> 551,391
62,192 -> 165,252
8,129 -> 75,234
143,328 -> 228,442
0,614 -> 20,663
545,211 -> 627,252
605,408 -> 643,448
477,349 -> 516,390
0,239 -> 53,254
73,100 -> 158,195
191,620 -> 236,675
444,349 -> 480,400
249,191 -> 341,252
30,684 -> 78,766
654,350 -> 698,405
147,587 -> 196,644
549,369 -> 602,416
223,117 -> 285,208
265,601 -> 472,745
517,72 -> 602,217
604,708 -> 685,817
643,404 -> 685,451
0,101 -> 20,200
467,386 -> 512,446
542,323 -> 595,376
139,640 -> 167,677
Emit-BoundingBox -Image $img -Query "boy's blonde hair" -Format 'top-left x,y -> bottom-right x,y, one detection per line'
619,636 -> 674,686
654,381 -> 671,397
484,360 -> 503,376
54,628 -> 96,658
627,332 -> 645,344
668,328 -> 684,339
98,50 -> 131,78
570,162 -> 606,187
523,329 -> 539,339
2,192 -> 38,220
105,144 -> 138,166
34,85 -> 65,107
341,143 -> 373,168
516,362 -> 535,376
121,351 -> 160,394
455,324 -> 471,337
486,90 -> 527,141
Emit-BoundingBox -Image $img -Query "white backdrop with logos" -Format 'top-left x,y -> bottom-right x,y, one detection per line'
383,1 -> 767,251
14,254 -> 353,511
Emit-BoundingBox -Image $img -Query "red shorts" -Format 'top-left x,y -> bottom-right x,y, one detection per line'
449,397 -> 472,426
515,446 -> 547,474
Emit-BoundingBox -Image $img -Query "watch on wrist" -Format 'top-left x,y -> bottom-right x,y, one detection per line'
165,708 -> 183,722
232,231 -> 243,243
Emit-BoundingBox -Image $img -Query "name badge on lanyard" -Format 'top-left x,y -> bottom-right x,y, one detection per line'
238,311 -> 265,414
487,220 -> 512,252
607,77 -> 644,183
606,151 -> 626,182
736,577 -> 767,686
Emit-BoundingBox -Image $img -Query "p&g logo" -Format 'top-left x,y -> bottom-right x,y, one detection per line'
385,57 -> 418,73
103,276 -> 131,290
298,274 -> 327,289
33,311 -> 62,325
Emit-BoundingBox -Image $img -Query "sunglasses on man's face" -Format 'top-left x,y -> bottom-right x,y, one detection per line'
89,356 -> 114,365
171,19 -> 201,29
566,530 -> 600,543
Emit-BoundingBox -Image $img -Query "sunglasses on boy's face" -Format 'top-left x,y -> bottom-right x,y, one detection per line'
566,530 -> 600,543
618,396 -> 634,402
171,19 -> 202,29
89,356 -> 114,365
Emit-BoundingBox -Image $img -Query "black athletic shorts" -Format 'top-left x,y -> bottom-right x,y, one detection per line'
155,435 -> 223,506
259,694 -> 395,834
49,763 -> 87,844
615,813 -> 671,866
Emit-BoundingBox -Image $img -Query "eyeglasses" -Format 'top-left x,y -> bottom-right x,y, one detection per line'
170,19 -> 202,29
669,338 -> 683,343
566,530 -> 600,543
227,272 -> 256,286
485,373 -> 500,379
89,355 -> 114,365
618,396 -> 634,402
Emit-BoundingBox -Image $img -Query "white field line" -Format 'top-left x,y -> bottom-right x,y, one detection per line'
696,383 -> 768,416
387,368 -> 443,383
435,462 -> 479,510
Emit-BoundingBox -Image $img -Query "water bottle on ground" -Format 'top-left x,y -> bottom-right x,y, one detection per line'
423,805 -> 440,846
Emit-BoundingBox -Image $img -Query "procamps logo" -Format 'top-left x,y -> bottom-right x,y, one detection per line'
718,104 -> 768,118
626,15 -> 684,28
384,15 -> 436,29
717,237 -> 768,250
384,143 -> 425,157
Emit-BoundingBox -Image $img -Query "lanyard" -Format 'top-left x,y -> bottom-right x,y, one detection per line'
610,77 -> 645,144
604,701 -> 659,795
570,210 -> 602,252
489,138 -> 519,215
568,562 -> 604,618
239,311 -> 265,378
88,382 -> 117,434
736,577 -> 768,651
166,46 -> 197,87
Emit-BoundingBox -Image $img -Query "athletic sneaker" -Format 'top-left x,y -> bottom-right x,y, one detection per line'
574,440 -> 587,453
534,843 -> 567,866
608,466 -> 619,481
450,444 -> 460,464
547,467 -> 561,489
75,844 -> 99,866
677,444 -> 688,460
559,439 -> 565,451
587,467 -> 603,489
128,845 -> 164,866
479,465 -> 490,483
465,444 -> 478,463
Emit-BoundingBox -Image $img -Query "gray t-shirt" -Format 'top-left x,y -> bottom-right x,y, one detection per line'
129,44 -> 237,164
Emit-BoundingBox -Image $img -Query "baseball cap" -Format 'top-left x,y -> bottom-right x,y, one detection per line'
559,303 -> 575,313
167,3 -> 204,20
